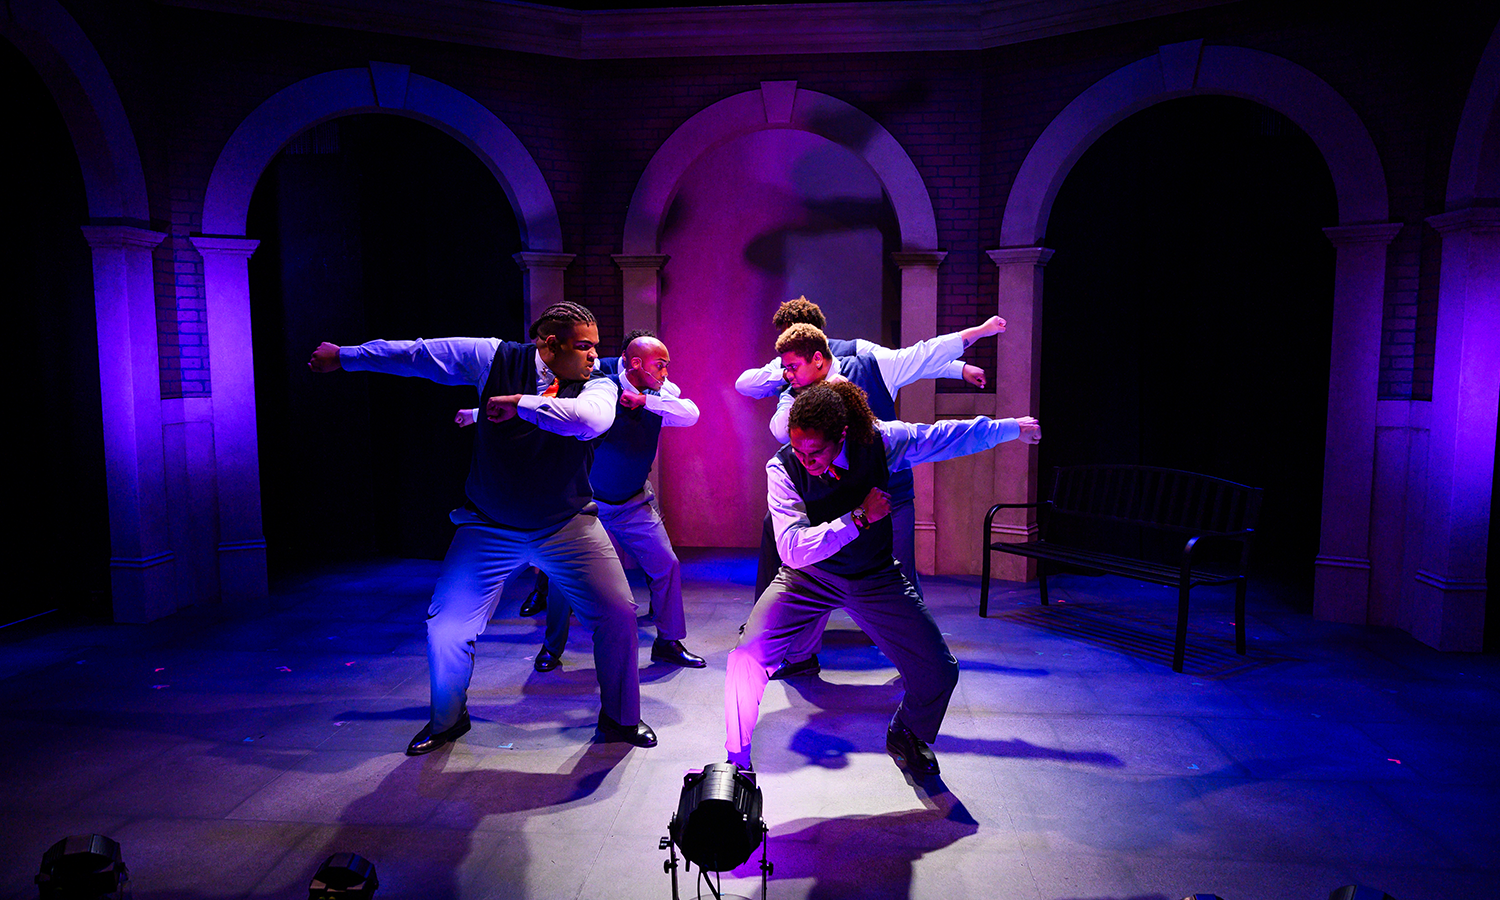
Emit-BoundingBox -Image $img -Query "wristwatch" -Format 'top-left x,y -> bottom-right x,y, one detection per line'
850,506 -> 869,530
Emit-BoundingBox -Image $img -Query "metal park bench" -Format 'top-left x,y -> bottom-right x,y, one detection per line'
981,465 -> 1263,672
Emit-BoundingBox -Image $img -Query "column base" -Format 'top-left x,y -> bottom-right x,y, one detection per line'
219,540 -> 269,608
110,552 -> 178,623
1313,556 -> 1371,624
1410,570 -> 1487,652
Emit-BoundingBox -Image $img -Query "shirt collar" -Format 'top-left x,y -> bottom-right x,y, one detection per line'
617,359 -> 642,396
534,350 -> 555,387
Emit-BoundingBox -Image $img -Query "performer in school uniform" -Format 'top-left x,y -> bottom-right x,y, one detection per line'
753,316 -> 1007,679
467,333 -> 707,672
309,301 -> 657,755
727,380 -> 1040,778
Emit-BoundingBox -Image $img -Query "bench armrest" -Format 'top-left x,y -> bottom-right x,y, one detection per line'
985,501 -> 1044,534
1181,528 -> 1257,576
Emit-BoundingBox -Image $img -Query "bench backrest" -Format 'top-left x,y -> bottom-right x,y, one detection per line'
1045,465 -> 1263,563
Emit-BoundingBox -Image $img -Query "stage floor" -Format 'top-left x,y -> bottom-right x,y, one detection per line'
1,549 -> 1494,899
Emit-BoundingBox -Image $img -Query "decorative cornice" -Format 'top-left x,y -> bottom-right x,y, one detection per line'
1315,554 -> 1371,571
153,0 -> 1239,59
110,551 -> 175,569
613,253 -> 671,269
1426,206 -> 1500,234
80,224 -> 167,251
1415,569 -> 1488,593
190,235 -> 261,257
1321,223 -> 1403,247
988,521 -> 1041,539
512,251 -> 575,271
219,539 -> 269,553
987,247 -> 1055,267
891,250 -> 947,268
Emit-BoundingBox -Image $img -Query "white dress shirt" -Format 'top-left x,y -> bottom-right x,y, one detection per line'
610,356 -> 701,427
767,416 -> 1023,569
338,337 -> 618,440
768,331 -> 968,443
735,338 -> 966,400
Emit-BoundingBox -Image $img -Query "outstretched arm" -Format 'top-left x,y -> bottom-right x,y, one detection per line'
314,337 -> 500,389
735,357 -> 786,399
880,414 -> 1039,470
958,315 -> 1006,349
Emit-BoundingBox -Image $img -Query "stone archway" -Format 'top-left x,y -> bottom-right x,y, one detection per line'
3,0 -> 172,622
617,81 -> 949,568
197,63 -> 565,605
1415,23 -> 1500,650
991,41 -> 1396,626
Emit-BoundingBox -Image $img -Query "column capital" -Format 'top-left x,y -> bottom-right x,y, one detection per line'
987,246 -> 1055,267
890,250 -> 947,269
612,253 -> 670,270
190,235 -> 260,258
1426,206 -> 1500,234
81,224 -> 166,251
512,251 -> 575,271
1322,222 -> 1402,247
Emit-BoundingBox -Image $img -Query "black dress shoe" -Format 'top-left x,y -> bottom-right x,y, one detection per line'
886,718 -> 939,776
405,711 -> 471,756
596,712 -> 657,747
651,638 -> 706,668
519,587 -> 547,618
534,646 -> 561,672
768,654 -> 819,680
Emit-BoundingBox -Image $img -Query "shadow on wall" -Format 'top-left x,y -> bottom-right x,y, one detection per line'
658,129 -> 898,549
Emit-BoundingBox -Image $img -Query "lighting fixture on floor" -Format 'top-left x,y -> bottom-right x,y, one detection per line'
308,852 -> 378,899
35,834 -> 128,899
663,762 -> 769,899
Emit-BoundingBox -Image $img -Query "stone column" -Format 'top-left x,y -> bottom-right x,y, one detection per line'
191,235 -> 267,609
512,251 -> 574,327
1412,207 -> 1499,650
1314,223 -> 1402,624
81,224 -> 176,622
892,251 -> 946,574
613,254 -> 669,336
985,247 -> 1053,580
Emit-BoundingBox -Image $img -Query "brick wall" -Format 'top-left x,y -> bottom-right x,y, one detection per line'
59,0 -> 1496,403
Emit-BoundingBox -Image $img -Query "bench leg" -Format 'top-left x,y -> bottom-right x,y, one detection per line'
1038,563 -> 1050,607
1234,578 -> 1247,656
1173,583 -> 1190,673
979,546 -> 992,618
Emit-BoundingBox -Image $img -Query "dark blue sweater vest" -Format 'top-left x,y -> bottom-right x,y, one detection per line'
777,434 -> 893,577
827,337 -> 860,357
589,373 -> 663,504
835,354 -> 914,501
465,342 -> 599,530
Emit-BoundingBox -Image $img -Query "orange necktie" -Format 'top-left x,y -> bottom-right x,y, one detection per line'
540,377 -> 559,397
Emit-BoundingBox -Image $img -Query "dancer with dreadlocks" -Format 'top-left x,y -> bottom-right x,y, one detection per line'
725,380 -> 1039,779
308,301 -> 658,754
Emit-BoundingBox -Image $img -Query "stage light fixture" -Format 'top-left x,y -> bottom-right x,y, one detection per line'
308,852 -> 378,899
1329,886 -> 1397,900
663,762 -> 770,899
35,834 -> 129,899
